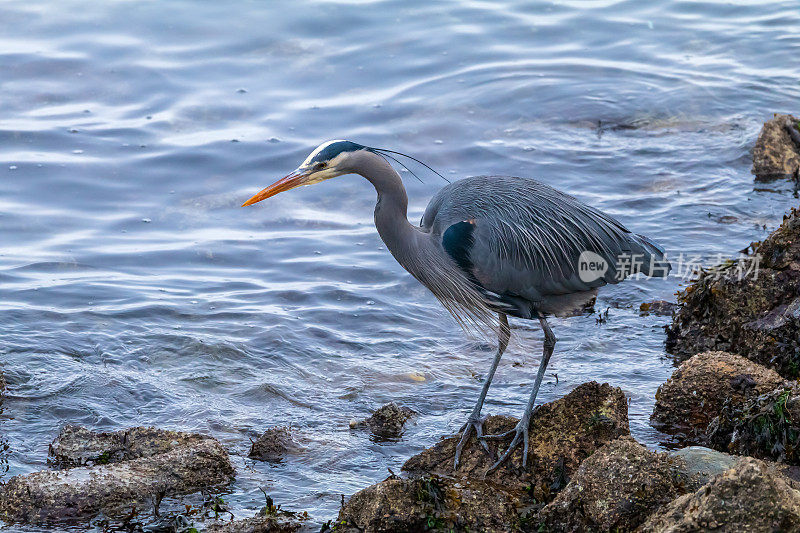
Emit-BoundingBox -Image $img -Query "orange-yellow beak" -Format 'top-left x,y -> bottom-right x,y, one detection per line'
241,169 -> 309,207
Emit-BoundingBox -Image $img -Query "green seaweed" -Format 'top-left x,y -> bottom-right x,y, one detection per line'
708,387 -> 800,464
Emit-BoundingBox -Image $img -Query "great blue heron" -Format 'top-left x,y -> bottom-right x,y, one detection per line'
242,140 -> 670,472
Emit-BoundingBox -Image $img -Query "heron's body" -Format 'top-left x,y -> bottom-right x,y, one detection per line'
242,140 -> 671,472
420,175 -> 667,319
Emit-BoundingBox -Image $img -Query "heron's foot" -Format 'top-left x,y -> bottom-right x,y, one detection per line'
485,415 -> 531,475
453,414 -> 492,469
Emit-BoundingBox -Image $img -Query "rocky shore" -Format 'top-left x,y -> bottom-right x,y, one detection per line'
321,115 -> 800,532
2,114 -> 800,532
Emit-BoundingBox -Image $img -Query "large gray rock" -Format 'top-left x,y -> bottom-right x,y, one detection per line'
49,425 -> 212,468
0,427 -> 234,524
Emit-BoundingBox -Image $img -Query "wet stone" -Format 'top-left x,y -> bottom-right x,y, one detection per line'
49,425 -> 209,468
752,113 -> 800,181
349,402 -> 416,440
336,475 -> 521,533
651,351 -> 787,442
248,426 -> 298,463
669,446 -> 739,488
0,427 -> 235,524
639,300 -> 678,316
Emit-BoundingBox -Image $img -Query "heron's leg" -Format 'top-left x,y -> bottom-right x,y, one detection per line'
453,313 -> 510,469
486,316 -> 556,474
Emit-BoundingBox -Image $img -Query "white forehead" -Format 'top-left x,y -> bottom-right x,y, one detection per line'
301,139 -> 348,167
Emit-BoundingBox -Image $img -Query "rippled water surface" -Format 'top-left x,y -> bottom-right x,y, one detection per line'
2,0 -> 799,530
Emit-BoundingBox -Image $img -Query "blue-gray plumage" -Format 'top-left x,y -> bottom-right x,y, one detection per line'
424,175 -> 670,320
242,140 -> 671,473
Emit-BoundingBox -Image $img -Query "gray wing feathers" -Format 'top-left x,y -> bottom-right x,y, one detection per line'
422,176 -> 670,301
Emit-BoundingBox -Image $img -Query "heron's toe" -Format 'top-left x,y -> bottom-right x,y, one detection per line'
453,414 -> 492,469
485,417 -> 531,474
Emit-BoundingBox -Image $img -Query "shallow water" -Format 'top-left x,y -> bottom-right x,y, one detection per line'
1,0 -> 799,530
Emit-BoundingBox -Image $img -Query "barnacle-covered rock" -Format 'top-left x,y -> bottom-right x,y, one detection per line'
49,425 -> 211,468
651,351 -> 786,441
752,113 -> 800,181
0,427 -> 234,524
639,458 -> 800,533
536,436 -> 690,532
336,475 -> 521,533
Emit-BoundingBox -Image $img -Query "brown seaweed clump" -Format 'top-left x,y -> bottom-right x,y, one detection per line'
707,384 -> 800,465
752,113 -> 800,181
207,496 -> 308,533
666,207 -> 800,377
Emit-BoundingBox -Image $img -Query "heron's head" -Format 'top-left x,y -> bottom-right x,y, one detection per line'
242,140 -> 369,206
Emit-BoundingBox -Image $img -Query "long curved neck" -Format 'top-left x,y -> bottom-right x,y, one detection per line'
355,152 -> 419,261
353,151 -> 497,333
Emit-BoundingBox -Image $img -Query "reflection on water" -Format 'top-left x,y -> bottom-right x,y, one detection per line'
1,0 -> 799,529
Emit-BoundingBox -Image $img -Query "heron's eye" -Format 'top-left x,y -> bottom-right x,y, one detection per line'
314,162 -> 326,171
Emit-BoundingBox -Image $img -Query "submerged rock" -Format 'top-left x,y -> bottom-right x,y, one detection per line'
248,426 -> 298,463
337,382 -> 629,532
0,428 -> 234,524
666,207 -> 800,377
639,457 -> 800,533
707,384 -> 800,465
49,425 -> 211,468
537,436 -> 690,532
639,300 -> 678,317
651,351 -> 786,441
752,113 -> 800,181
349,402 -> 416,440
